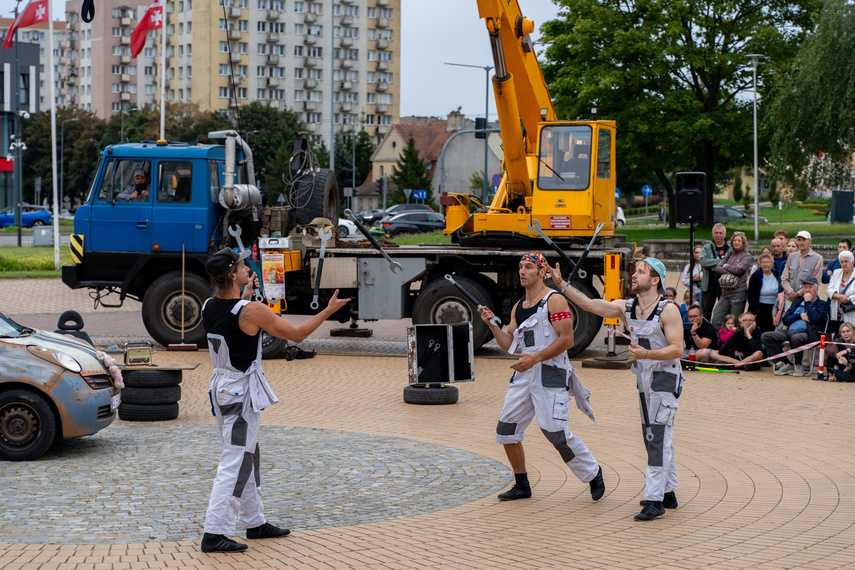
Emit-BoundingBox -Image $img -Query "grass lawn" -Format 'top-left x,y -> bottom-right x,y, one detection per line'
0,220 -> 74,233
0,246 -> 73,279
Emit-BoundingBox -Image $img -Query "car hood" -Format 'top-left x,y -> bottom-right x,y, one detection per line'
1,330 -> 107,376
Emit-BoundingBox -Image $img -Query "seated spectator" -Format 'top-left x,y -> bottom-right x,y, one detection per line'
761,276 -> 830,377
822,239 -> 852,284
718,314 -> 737,348
822,322 -> 855,382
697,312 -> 764,370
825,250 -> 855,338
684,303 -> 717,356
747,252 -> 785,334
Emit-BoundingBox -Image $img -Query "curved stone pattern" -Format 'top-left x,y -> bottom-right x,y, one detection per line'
0,425 -> 508,545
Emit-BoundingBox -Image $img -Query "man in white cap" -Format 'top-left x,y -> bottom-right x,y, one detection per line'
781,230 -> 823,303
116,169 -> 150,202
556,257 -> 684,521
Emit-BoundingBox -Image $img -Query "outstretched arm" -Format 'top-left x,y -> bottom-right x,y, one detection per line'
240,290 -> 350,342
548,261 -> 625,320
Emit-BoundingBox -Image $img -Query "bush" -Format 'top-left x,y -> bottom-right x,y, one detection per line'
732,170 -> 743,202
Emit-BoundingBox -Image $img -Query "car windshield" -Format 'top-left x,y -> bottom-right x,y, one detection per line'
0,312 -> 25,337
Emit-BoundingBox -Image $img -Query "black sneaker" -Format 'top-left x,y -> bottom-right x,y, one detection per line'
640,491 -> 677,509
201,533 -> 248,553
589,466 -> 605,501
498,485 -> 531,501
246,523 -> 291,539
634,501 -> 665,521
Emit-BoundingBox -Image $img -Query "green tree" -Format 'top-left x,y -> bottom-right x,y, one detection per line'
541,0 -> 817,227
389,136 -> 433,207
766,0 -> 855,193
468,171 -> 484,193
333,128 -> 376,189
767,179 -> 779,204
733,170 -> 744,203
230,101 -> 303,191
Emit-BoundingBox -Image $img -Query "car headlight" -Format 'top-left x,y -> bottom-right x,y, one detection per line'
26,345 -> 83,373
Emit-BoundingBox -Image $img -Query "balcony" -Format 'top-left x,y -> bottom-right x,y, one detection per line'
120,55 -> 131,64
267,77 -> 280,87
229,99 -> 240,108
228,30 -> 241,41
376,81 -> 388,91
377,17 -> 389,28
376,39 -> 388,49
228,75 -> 243,86
120,92 -> 131,101
304,34 -> 317,45
305,78 -> 318,89
228,7 -> 241,18
229,52 -> 241,63
376,103 -> 388,113
266,53 -> 280,65
340,59 -> 353,69
120,73 -> 130,83
66,75 -> 77,85
376,125 -> 389,135
341,15 -> 354,26
304,56 -> 317,67
304,12 -> 317,23
340,80 -> 353,90
266,9 -> 280,20
120,36 -> 130,45
340,102 -> 353,113
377,0 -> 389,5
376,60 -> 388,71
120,17 -> 131,26
306,122 -> 317,131
304,100 -> 318,110
266,31 -> 279,43
340,36 -> 352,47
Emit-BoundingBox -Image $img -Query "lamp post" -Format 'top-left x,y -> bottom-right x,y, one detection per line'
445,62 -> 493,201
747,54 -> 763,242
60,117 -> 79,210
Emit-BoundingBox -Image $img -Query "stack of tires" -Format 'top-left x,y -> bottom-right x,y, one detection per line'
118,369 -> 182,422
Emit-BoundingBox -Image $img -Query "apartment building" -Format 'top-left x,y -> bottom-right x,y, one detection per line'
0,18 -> 69,109
63,0 -> 400,147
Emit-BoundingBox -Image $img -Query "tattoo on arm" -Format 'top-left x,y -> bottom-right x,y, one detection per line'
238,306 -> 252,325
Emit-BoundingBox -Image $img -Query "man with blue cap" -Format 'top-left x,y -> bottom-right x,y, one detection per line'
555,257 -> 685,521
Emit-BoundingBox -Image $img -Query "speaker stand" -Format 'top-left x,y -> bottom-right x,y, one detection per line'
688,222 -> 696,304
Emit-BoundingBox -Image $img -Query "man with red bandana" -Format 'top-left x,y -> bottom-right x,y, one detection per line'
478,252 -> 606,503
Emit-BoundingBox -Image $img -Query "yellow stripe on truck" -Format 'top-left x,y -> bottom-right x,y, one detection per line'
70,234 -> 84,264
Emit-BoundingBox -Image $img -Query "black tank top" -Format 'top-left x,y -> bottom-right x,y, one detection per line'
515,294 -> 548,325
202,298 -> 260,372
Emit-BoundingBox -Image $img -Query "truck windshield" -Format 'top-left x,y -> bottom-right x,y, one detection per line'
537,125 -> 593,191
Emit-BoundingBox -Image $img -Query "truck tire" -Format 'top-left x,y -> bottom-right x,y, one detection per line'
412,275 -> 493,348
122,369 -> 183,388
261,331 -> 288,359
564,282 -> 604,359
118,403 -> 180,422
294,169 -> 339,228
0,390 -> 57,461
403,384 -> 459,405
120,385 -> 181,405
142,271 -> 211,348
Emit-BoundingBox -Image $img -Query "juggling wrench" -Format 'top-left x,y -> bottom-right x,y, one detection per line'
310,227 -> 333,309
526,218 -> 586,280
443,274 -> 501,327
228,225 -> 263,302
631,361 -> 655,442
343,208 -> 403,273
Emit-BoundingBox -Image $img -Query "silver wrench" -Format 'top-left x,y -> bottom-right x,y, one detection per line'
631,361 -> 654,442
443,274 -> 501,327
310,227 -> 333,309
344,208 -> 403,273
228,225 -> 264,302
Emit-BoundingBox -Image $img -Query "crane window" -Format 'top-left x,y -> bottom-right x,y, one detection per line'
537,125 -> 592,191
597,130 -> 611,179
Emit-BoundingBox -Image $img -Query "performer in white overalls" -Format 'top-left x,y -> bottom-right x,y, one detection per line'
201,247 -> 349,553
479,252 -> 606,502
558,257 -> 684,521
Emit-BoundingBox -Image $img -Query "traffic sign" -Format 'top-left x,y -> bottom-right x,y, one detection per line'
615,188 -> 621,200
491,173 -> 502,185
413,190 -> 428,200
403,188 -> 412,198
642,185 -> 652,196
492,184 -> 499,193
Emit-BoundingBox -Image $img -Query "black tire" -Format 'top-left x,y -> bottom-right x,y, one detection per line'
142,271 -> 212,347
261,331 -> 288,359
122,369 -> 183,388
337,224 -> 348,238
118,403 -> 180,422
294,169 -> 340,228
564,281 -> 604,358
0,390 -> 58,461
403,384 -> 459,405
412,275 -> 494,348
31,220 -> 46,227
120,385 -> 181,405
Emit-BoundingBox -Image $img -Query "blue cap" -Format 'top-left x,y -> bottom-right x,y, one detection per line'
644,257 -> 666,294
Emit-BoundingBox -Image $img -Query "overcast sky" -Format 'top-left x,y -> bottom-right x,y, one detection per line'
0,0 -> 561,120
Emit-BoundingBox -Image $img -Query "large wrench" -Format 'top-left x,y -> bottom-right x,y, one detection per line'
443,274 -> 501,327
344,208 -> 403,273
310,227 -> 333,309
228,225 -> 264,302
631,361 -> 654,442
526,219 -> 586,280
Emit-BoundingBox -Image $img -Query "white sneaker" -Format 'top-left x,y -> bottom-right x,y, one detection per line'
793,364 -> 806,377
774,363 -> 795,376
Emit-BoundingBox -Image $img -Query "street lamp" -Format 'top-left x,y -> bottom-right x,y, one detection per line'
748,54 -> 764,242
60,117 -> 79,210
445,62 -> 493,201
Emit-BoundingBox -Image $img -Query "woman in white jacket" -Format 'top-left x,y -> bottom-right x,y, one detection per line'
826,250 -> 855,336
681,245 -> 703,305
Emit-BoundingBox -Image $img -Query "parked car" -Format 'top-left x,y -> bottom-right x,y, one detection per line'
713,205 -> 768,224
380,211 -> 446,237
337,218 -> 359,238
0,312 -> 121,460
385,203 -> 434,215
357,209 -> 388,226
0,205 -> 52,228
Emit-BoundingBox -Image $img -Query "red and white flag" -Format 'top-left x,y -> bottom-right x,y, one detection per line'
2,0 -> 49,50
131,0 -> 164,59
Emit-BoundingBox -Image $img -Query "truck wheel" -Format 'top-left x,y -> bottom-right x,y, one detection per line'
142,271 -> 211,348
122,369 -> 183,388
0,390 -> 58,461
565,282 -> 604,359
261,332 -> 288,359
294,169 -> 339,227
120,386 -> 181,405
412,275 -> 493,348
118,403 -> 180,422
403,384 -> 459,405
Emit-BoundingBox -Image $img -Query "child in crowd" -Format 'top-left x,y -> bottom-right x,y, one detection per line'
680,290 -> 692,330
718,314 -> 737,348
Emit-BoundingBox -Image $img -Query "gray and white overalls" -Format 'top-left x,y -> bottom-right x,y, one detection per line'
202,299 -> 279,536
495,290 -> 600,484
625,297 -> 683,502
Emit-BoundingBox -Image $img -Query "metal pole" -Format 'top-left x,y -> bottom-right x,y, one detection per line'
120,102 -> 124,142
748,54 -> 762,243
351,126 -> 356,211
13,0 -> 21,247
61,118 -> 78,205
329,6 -> 335,174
